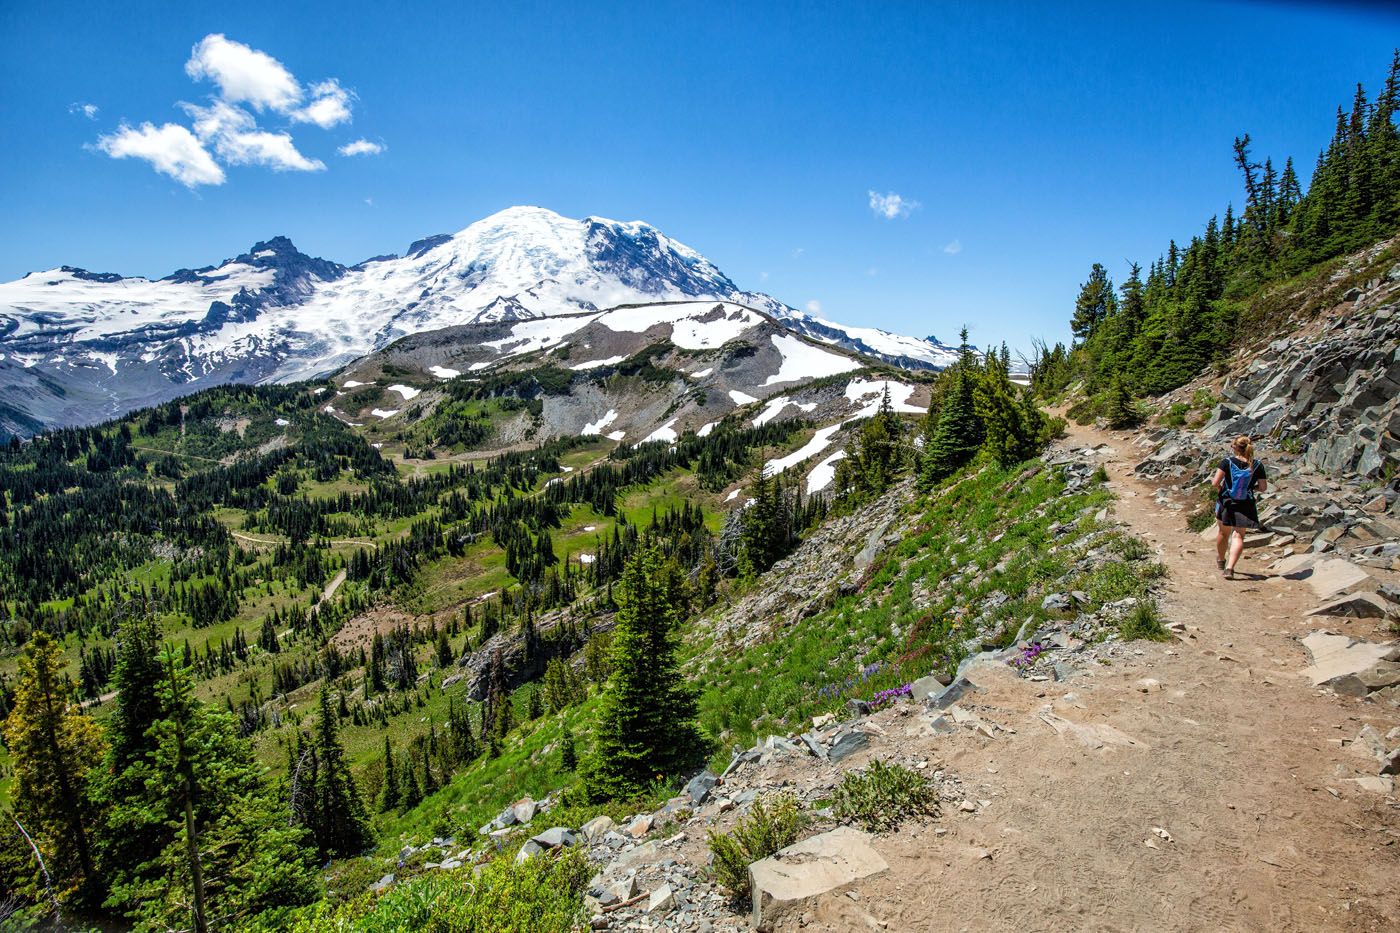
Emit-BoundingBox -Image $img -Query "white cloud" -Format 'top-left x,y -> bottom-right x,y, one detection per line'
791,247 -> 805,258
182,100 -> 324,172
805,300 -> 822,314
70,102 -> 99,119
96,122 -> 225,187
186,34 -> 302,112
943,238 -> 963,255
97,33 -> 369,186
338,138 -> 384,157
868,189 -> 920,220
295,79 -> 353,128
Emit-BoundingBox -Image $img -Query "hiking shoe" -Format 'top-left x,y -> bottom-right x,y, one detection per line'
1223,567 -> 1235,580
1216,559 -> 1226,571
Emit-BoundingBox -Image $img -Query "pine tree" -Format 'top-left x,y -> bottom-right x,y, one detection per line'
1070,263 -> 1115,340
1104,373 -> 1139,428
378,737 -> 400,812
436,626 -> 454,668
585,546 -> 706,800
106,648 -> 317,931
2,632 -> 106,904
561,727 -> 578,771
297,686 -> 373,860
921,332 -> 984,486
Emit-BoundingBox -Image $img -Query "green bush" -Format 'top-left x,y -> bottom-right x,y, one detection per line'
832,759 -> 939,833
272,849 -> 590,933
1187,510 -> 1215,533
707,793 -> 808,900
1119,600 -> 1171,642
1160,403 -> 1189,427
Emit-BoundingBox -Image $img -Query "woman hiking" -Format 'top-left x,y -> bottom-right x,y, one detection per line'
1212,434 -> 1268,580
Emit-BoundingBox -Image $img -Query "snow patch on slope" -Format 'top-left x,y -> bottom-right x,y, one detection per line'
764,333 -> 860,386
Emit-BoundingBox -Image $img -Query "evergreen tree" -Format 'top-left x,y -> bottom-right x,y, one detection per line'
378,736 -> 400,812
106,648 -> 317,931
2,632 -> 106,904
921,331 -> 984,486
560,727 -> 577,771
585,546 -> 706,799
298,686 -> 373,860
1070,263 -> 1115,340
1103,373 -> 1140,428
435,625 -> 454,668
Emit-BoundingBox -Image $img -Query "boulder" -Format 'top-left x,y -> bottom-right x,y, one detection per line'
580,815 -> 617,841
647,884 -> 675,915
926,677 -> 978,710
910,672 -> 952,703
624,814 -> 654,839
512,797 -> 538,825
514,839 -> 543,863
1300,631 -> 1397,691
1304,591 -> 1397,619
827,730 -> 871,763
749,826 -> 889,931
530,827 -> 578,849
369,873 -> 395,893
684,770 -> 719,805
1042,593 -> 1073,612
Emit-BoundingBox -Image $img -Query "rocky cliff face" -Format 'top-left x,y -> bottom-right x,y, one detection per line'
1129,236 -> 1400,572
1205,240 -> 1400,480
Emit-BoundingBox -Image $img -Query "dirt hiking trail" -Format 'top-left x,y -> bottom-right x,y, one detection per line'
782,420 -> 1400,932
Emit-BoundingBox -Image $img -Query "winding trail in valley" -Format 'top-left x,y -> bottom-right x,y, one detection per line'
785,419 -> 1400,932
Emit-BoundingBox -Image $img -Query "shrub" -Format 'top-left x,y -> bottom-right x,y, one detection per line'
1113,536 -> 1151,561
275,849 -> 591,933
707,793 -> 807,900
832,759 -> 939,833
1187,511 -> 1215,533
1160,403 -> 1189,427
1119,600 -> 1171,642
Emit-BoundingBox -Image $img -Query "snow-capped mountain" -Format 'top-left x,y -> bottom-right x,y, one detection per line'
0,206 -> 960,435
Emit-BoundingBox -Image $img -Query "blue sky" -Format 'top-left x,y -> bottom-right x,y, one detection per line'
1,1 -> 1395,349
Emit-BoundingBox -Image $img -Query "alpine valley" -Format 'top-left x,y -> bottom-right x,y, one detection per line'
0,205 -> 961,438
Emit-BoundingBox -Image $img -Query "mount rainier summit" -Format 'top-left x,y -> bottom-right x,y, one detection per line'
0,206 -> 959,435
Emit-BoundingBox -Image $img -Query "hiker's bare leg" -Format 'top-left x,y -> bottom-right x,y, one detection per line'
1216,521 -> 1229,563
1227,528 -> 1245,572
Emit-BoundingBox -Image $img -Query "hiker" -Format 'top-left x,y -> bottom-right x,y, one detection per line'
1212,434 -> 1268,579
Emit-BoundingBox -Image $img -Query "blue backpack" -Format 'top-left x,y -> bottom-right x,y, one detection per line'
1223,459 -> 1256,503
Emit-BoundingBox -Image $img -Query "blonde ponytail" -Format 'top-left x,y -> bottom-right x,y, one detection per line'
1232,434 -> 1255,463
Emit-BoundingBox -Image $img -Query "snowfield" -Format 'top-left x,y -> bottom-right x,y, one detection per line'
581,409 -> 619,435
639,418 -> 679,444
806,449 -> 847,494
763,333 -> 861,386
428,365 -> 460,379
386,384 -> 421,401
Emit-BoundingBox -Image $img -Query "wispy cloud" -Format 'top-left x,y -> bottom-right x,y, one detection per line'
805,300 -> 822,314
338,139 -> 384,157
96,123 -> 225,187
943,238 -> 963,255
70,102 -> 99,120
94,33 -> 369,187
868,189 -> 920,220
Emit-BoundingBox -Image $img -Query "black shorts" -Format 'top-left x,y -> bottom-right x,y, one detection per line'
1216,497 -> 1260,529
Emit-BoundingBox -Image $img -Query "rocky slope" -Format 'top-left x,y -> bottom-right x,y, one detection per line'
0,206 -> 962,436
1130,236 -> 1400,577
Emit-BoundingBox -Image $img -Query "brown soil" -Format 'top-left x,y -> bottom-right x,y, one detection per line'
774,420 -> 1400,932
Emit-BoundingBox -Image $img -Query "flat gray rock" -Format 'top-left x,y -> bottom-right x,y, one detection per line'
749,826 -> 888,931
